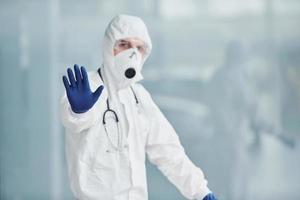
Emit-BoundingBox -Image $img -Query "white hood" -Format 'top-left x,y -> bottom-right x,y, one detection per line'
101,14 -> 152,97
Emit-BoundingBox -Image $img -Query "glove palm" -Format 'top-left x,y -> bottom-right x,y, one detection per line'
62,64 -> 104,113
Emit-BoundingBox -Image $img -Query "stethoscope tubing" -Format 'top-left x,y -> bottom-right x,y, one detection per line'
97,67 -> 139,152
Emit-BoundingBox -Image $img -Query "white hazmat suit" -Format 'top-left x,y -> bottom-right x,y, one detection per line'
60,14 -> 211,200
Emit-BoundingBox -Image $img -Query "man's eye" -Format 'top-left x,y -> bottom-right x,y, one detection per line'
137,46 -> 145,52
119,43 -> 127,47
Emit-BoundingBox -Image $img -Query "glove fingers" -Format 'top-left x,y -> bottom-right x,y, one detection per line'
81,66 -> 90,89
74,64 -> 82,88
93,85 -> 104,101
62,75 -> 70,91
67,68 -> 76,87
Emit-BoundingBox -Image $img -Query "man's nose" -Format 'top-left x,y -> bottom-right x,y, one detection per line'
129,51 -> 137,59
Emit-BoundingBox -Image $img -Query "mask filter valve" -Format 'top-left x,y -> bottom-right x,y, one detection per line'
125,68 -> 136,79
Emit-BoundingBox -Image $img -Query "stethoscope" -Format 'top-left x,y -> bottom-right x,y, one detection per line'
97,68 -> 139,152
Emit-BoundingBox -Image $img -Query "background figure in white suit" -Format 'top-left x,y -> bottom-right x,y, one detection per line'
60,14 -> 217,200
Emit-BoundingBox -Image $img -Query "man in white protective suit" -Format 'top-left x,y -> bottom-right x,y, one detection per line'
60,14 -> 218,200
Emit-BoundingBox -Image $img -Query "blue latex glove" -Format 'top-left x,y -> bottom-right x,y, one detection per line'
62,64 -> 104,113
203,193 -> 218,200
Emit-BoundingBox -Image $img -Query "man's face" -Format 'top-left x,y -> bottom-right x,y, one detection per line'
113,37 -> 147,58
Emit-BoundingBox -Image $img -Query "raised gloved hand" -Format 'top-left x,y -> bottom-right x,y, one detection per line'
62,64 -> 104,114
203,193 -> 218,200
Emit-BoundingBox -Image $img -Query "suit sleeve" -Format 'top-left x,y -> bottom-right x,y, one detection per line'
59,92 -> 102,133
136,84 -> 211,200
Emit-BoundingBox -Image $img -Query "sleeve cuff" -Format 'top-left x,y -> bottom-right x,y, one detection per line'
194,187 -> 212,200
69,106 -> 95,119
